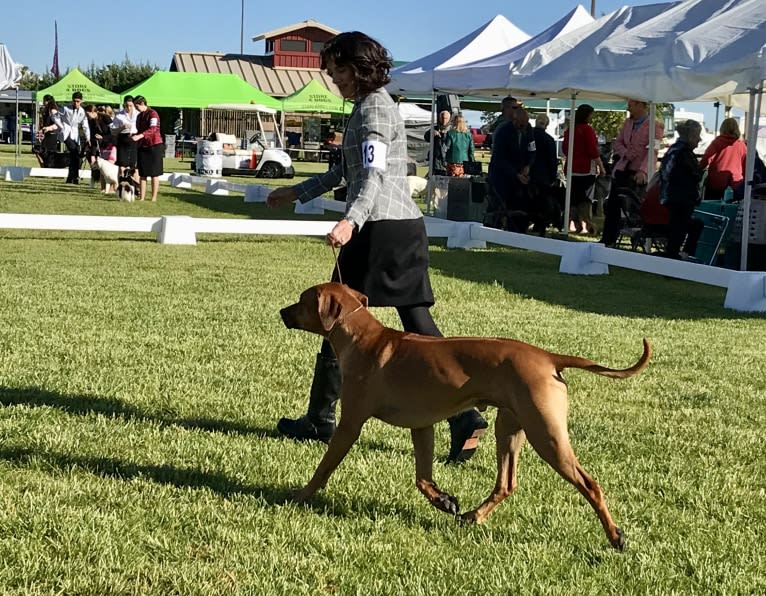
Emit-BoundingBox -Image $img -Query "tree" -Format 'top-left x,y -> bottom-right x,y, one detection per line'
16,58 -> 158,94
84,58 -> 158,94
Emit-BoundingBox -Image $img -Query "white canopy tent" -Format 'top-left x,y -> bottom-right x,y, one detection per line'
398,102 -> 433,123
510,0 -> 762,104
506,0 -> 766,270
434,5 -> 594,94
386,15 -> 529,95
0,44 -> 22,166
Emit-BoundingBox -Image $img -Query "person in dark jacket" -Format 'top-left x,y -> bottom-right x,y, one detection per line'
528,113 -> 560,234
486,108 -> 536,231
659,119 -> 704,259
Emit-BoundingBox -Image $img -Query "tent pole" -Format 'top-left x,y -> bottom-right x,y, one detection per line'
14,88 -> 20,166
740,86 -> 762,271
647,102 -> 657,180
425,87 -> 437,216
563,93 -> 576,236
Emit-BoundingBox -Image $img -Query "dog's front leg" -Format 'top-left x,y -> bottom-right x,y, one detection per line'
412,426 -> 459,515
293,419 -> 363,503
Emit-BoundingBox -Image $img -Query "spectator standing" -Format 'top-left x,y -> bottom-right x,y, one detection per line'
424,110 -> 451,176
443,114 -> 474,176
563,104 -> 605,234
699,117 -> 748,200
486,107 -> 536,230
111,95 -> 138,176
267,31 -> 487,464
600,99 -> 664,246
37,94 -> 60,168
529,113 -> 560,234
55,91 -> 90,184
131,96 -> 164,202
658,119 -> 704,259
84,105 -> 115,193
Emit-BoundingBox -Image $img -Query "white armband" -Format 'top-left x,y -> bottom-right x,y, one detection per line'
361,140 -> 387,170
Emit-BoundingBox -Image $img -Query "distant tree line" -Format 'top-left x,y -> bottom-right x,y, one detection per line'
17,57 -> 158,94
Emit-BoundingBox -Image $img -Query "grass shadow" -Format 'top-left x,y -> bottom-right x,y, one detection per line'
428,246 -> 748,320
0,444 -> 434,526
0,385 -> 275,437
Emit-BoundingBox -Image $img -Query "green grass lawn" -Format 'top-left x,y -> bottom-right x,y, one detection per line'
1,145 -> 765,594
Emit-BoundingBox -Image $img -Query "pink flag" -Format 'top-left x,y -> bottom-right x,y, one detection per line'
51,21 -> 60,79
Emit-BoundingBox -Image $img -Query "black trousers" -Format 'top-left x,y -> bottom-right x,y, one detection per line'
666,203 -> 702,258
64,139 -> 81,182
600,170 -> 645,245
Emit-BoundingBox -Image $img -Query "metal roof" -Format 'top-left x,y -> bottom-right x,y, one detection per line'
170,52 -> 341,98
252,20 -> 340,42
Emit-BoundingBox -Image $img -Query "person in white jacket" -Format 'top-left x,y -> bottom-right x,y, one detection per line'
54,91 -> 90,184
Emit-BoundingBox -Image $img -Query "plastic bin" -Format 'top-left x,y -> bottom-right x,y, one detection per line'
732,198 -> 766,244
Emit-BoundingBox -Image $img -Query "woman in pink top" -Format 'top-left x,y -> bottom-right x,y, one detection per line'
699,118 -> 747,200
563,104 -> 605,234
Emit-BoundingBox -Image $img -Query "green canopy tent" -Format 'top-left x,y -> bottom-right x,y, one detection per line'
36,68 -> 121,105
281,79 -> 353,114
122,71 -> 280,109
123,72 -> 281,140
281,80 -> 352,150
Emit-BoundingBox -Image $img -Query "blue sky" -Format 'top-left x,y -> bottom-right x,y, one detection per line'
1,0 -> 725,128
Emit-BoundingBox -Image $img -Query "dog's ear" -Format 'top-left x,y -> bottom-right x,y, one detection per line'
344,286 -> 369,308
316,287 -> 343,333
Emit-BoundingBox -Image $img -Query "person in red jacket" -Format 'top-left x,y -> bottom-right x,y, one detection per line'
563,104 -> 605,234
131,95 -> 164,201
699,117 -> 747,200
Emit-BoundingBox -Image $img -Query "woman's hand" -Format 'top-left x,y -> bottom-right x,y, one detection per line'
326,218 -> 354,247
266,187 -> 297,209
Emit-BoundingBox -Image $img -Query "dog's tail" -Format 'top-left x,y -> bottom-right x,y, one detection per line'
553,338 -> 651,379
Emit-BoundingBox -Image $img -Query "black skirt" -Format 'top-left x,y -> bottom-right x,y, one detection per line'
332,218 -> 434,307
137,144 -> 164,178
116,134 -> 137,167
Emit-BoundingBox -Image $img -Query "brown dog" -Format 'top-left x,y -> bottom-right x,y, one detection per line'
280,282 -> 651,550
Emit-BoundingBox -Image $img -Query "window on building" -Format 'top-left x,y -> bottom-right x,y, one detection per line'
265,40 -> 274,53
311,41 -> 325,54
280,39 -> 306,52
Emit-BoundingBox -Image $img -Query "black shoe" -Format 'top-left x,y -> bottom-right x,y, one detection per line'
446,410 -> 488,464
277,415 -> 335,443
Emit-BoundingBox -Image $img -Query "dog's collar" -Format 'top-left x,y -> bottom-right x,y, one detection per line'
327,303 -> 365,338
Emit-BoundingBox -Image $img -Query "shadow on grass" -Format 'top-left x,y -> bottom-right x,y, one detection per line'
0,445 -> 437,527
428,246 -> 748,320
0,385 -> 277,438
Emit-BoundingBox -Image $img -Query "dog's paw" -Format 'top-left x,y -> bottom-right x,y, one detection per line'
611,527 -> 626,551
291,488 -> 313,504
458,510 -> 482,525
434,492 -> 460,515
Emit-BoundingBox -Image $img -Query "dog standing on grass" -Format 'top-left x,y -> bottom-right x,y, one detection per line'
280,282 -> 652,550
115,167 -> 140,202
93,157 -> 120,195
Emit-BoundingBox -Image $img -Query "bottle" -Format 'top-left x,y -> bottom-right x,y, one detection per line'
723,186 -> 734,203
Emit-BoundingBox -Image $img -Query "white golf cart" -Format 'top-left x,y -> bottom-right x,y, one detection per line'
204,103 -> 295,179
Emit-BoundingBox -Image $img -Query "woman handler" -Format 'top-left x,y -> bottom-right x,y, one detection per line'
267,31 -> 487,464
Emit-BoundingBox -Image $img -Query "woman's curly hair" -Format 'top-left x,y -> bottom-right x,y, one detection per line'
320,32 -> 392,97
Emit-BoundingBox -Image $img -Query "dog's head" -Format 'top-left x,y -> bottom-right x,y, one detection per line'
280,283 -> 368,335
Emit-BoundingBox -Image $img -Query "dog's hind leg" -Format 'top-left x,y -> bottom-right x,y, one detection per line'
461,408 -> 525,524
293,417 -> 364,503
412,426 -> 459,515
524,423 -> 625,550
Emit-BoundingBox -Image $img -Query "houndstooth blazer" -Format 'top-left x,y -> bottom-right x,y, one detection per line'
293,88 -> 422,230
